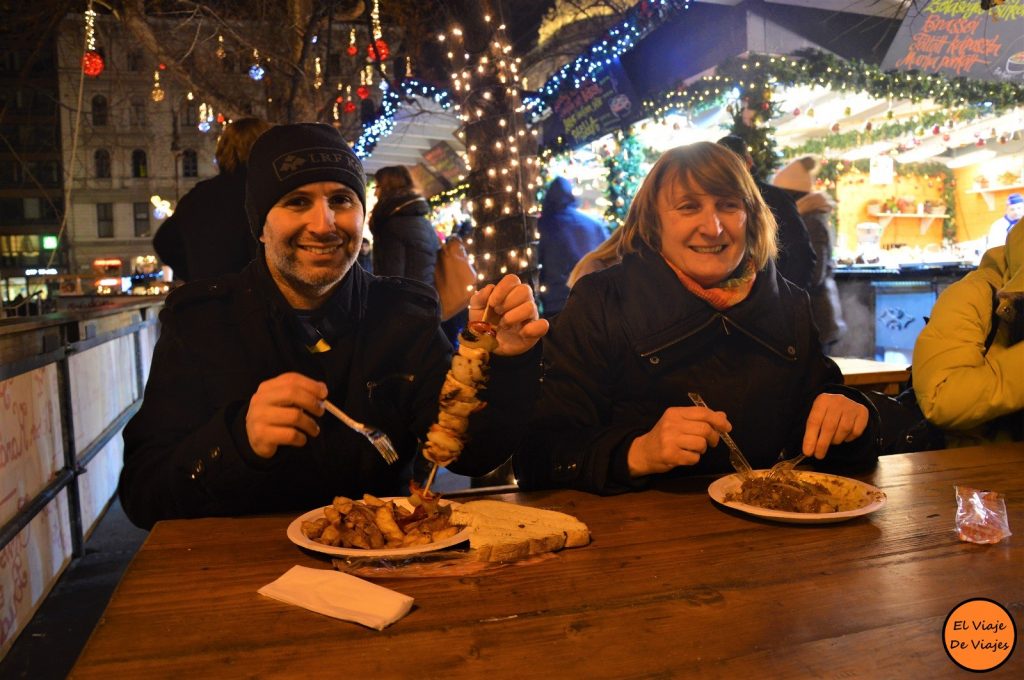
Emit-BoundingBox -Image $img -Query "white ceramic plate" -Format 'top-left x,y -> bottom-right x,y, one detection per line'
707,470 -> 886,524
287,498 -> 471,557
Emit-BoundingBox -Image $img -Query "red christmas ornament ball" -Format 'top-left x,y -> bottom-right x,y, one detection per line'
82,50 -> 104,77
976,138 -> 986,147
793,107 -> 801,116
932,125 -> 941,135
343,101 -> 357,113
346,44 -> 358,57
367,39 -> 390,61
356,85 -> 370,100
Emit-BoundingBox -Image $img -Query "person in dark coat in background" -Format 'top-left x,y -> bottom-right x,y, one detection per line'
772,155 -> 847,353
537,176 -> 609,317
717,135 -> 815,290
368,166 -> 438,284
357,238 -> 373,273
153,118 -> 272,282
515,142 -> 878,494
120,124 -> 548,529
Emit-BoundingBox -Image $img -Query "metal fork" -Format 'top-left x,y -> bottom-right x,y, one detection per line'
767,449 -> 807,480
322,399 -> 399,465
687,392 -> 752,476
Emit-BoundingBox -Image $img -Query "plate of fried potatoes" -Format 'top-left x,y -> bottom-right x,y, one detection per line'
287,495 -> 472,557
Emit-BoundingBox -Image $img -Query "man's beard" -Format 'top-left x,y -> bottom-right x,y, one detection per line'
271,237 -> 360,305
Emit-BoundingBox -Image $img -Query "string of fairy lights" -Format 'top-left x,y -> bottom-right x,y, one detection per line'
434,13 -> 544,285
77,0 -> 1024,262
631,50 -> 1024,171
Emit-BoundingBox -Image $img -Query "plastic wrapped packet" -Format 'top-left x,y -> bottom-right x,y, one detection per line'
955,486 -> 1012,544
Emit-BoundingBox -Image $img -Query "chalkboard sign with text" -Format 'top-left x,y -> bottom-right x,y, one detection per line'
881,0 -> 1024,83
542,59 -> 643,149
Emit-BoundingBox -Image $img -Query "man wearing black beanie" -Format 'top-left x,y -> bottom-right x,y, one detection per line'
119,123 -> 548,529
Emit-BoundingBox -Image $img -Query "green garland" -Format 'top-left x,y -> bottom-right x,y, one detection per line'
647,48 -> 1024,118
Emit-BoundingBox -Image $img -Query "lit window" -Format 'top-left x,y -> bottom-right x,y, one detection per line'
131,150 -> 147,178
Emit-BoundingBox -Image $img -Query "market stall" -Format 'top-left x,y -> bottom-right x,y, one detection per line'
527,0 -> 1024,361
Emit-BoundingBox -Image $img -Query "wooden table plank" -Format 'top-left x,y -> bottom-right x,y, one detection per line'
832,357 -> 911,394
71,444 -> 1024,678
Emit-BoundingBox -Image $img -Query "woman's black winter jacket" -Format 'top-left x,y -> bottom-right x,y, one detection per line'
369,193 -> 438,284
514,247 -> 879,493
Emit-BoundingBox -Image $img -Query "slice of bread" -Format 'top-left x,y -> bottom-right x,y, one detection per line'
450,500 -> 591,562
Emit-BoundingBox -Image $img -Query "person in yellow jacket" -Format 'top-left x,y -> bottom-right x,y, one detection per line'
913,221 -> 1023,445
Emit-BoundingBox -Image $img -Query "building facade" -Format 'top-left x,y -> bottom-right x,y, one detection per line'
55,13 -> 221,279
0,27 -> 66,308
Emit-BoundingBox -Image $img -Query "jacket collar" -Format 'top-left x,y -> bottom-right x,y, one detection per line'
248,250 -> 372,339
617,247 -> 799,360
369,192 -> 429,232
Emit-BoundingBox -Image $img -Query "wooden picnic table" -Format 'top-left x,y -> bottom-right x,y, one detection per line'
72,443 -> 1023,678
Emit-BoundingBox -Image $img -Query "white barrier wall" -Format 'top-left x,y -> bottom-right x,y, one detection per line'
69,336 -> 139,458
0,366 -> 69,657
0,301 -> 161,660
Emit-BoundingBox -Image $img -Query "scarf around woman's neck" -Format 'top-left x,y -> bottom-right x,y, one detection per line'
663,255 -> 757,310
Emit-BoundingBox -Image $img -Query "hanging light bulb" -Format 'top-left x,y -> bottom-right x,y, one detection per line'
248,49 -> 265,80
81,3 -> 104,77
347,28 -> 358,57
197,103 -> 215,132
366,0 -> 389,61
215,34 -> 226,60
150,70 -> 165,102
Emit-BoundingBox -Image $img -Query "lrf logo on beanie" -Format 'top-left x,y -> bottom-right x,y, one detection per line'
273,148 -> 363,181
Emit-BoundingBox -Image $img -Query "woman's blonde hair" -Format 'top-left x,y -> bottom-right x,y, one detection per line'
570,141 -> 777,285
215,117 -> 271,173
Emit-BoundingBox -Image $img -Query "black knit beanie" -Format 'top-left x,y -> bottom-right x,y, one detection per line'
245,123 -> 366,237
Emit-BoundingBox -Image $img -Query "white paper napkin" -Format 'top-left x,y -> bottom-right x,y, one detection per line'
258,565 -> 414,630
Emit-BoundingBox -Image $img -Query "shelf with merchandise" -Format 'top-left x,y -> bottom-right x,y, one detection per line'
876,212 -> 950,234
965,183 -> 1024,211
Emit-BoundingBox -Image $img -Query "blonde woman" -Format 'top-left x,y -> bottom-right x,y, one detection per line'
515,142 -> 878,492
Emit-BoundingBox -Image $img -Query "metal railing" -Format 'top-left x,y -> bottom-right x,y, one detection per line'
0,298 -> 162,556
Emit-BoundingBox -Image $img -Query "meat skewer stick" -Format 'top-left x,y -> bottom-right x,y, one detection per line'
419,303 -> 500,497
